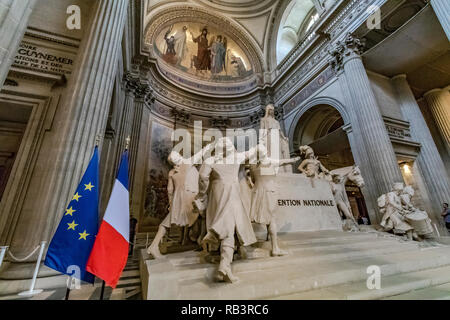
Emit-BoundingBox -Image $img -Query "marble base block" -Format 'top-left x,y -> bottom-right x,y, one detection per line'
269,173 -> 342,233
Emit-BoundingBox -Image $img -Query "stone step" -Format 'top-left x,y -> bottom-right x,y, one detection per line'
0,274 -> 68,297
159,238 -> 420,279
383,282 -> 450,300
155,232 -> 394,266
271,265 -> 450,300
171,246 -> 450,300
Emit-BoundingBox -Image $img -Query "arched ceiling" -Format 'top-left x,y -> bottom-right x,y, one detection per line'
277,0 -> 317,64
142,0 -> 322,96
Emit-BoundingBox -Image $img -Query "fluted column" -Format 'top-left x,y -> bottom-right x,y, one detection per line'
129,84 -> 150,190
2,0 -> 129,254
0,0 -> 36,88
430,0 -> 450,41
331,34 -> 404,196
424,88 -> 450,157
116,74 -> 137,163
393,75 -> 450,224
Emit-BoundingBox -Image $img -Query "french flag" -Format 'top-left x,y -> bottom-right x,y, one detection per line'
86,150 -> 130,288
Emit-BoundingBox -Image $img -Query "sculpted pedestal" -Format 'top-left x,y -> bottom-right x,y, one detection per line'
260,173 -> 342,233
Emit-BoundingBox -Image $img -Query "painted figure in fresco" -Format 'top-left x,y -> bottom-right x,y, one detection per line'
197,137 -> 259,283
230,54 -> 245,77
211,35 -> 227,75
260,104 -> 292,172
250,145 -> 301,256
298,145 -> 330,179
174,26 -> 188,65
191,28 -> 211,73
162,26 -> 178,65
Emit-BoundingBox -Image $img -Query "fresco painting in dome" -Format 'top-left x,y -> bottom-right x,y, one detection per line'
154,22 -> 253,82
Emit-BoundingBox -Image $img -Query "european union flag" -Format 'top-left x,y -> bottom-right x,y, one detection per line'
44,147 -> 99,284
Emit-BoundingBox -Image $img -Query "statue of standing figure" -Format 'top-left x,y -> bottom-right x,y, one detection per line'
331,168 -> 360,232
147,144 -> 213,259
259,104 -> 292,173
197,137 -> 259,283
298,146 -> 330,179
250,145 -> 300,256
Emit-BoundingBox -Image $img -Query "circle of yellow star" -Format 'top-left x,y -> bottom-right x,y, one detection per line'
65,207 -> 76,216
67,220 -> 78,231
72,192 -> 82,202
84,182 -> 94,191
78,230 -> 90,240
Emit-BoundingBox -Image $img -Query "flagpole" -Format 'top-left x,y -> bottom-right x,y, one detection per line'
100,280 -> 106,300
65,287 -> 71,300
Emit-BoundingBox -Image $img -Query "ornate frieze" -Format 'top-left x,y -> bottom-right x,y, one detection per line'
283,67 -> 335,116
147,67 -> 264,114
171,108 -> 191,125
273,0 -> 383,104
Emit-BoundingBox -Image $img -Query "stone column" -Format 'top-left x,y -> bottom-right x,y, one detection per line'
430,0 -> 450,41
0,0 -> 36,88
331,34 -> 404,196
393,75 -> 450,224
116,73 -> 137,164
129,87 -> 152,220
130,83 -> 151,190
424,88 -> 450,157
3,0 -> 129,254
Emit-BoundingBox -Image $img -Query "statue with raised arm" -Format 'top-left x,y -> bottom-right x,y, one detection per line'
260,104 -> 291,172
331,169 -> 359,232
298,145 -> 330,179
147,144 -> 213,259
197,137 -> 258,283
250,145 -> 301,256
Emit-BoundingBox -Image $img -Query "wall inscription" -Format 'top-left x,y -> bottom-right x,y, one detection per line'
278,199 -> 335,207
13,42 -> 75,76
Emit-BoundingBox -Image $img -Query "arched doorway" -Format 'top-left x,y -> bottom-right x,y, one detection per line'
292,104 -> 371,225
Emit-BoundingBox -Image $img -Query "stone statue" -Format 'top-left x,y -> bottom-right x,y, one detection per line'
197,137 -> 258,283
400,185 -> 434,239
147,145 -> 213,259
298,146 -> 330,179
250,145 -> 301,256
238,165 -> 253,218
259,104 -> 291,172
331,168 -> 360,232
378,183 -> 419,241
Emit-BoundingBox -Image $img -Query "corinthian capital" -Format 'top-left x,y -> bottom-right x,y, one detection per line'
123,72 -> 139,93
328,33 -> 366,71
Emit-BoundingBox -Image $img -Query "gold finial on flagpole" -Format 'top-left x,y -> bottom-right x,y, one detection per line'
125,136 -> 131,150
95,134 -> 102,147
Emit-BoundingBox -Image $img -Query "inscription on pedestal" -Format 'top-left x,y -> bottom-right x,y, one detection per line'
270,174 -> 342,233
